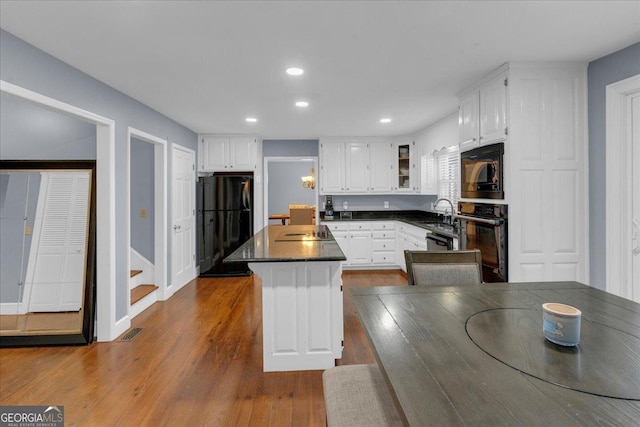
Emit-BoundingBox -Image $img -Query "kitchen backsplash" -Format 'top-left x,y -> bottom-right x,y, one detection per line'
319,194 -> 438,212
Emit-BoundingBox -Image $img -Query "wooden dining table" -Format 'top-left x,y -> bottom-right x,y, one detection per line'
350,281 -> 640,426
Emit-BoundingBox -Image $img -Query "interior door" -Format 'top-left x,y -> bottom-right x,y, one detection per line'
28,172 -> 90,312
171,145 -> 196,291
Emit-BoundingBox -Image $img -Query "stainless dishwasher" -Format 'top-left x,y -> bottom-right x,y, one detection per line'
426,232 -> 453,250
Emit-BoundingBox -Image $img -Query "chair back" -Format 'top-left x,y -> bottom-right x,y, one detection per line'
404,249 -> 483,286
289,207 -> 314,225
288,204 -> 308,209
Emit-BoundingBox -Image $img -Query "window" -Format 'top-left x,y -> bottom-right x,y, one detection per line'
435,146 -> 460,211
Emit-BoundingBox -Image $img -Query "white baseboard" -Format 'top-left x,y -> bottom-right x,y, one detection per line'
113,315 -> 131,340
0,303 -> 19,315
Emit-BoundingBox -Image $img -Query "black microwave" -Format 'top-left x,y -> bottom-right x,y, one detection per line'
460,143 -> 504,199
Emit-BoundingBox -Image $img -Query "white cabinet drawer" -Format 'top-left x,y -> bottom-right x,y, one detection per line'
322,222 -> 349,232
349,222 -> 372,231
372,239 -> 394,252
372,252 -> 395,264
371,221 -> 395,231
372,230 -> 395,239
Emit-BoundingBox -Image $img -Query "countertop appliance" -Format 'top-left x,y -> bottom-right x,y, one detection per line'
198,173 -> 253,276
457,201 -> 507,282
460,143 -> 504,199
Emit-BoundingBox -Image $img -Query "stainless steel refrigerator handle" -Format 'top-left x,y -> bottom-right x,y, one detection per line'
455,214 -> 504,226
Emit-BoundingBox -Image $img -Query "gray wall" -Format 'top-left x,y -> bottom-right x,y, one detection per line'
1,29 -> 198,320
267,160 -> 317,216
0,172 -> 40,303
588,42 -> 640,290
130,138 -> 155,262
263,139 -> 318,157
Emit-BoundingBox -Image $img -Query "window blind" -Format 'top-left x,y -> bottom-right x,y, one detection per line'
435,146 -> 460,211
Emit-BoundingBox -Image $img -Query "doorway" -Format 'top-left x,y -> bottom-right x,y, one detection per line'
1,80 -> 117,342
127,128 -> 167,318
606,73 -> 640,303
264,157 -> 319,226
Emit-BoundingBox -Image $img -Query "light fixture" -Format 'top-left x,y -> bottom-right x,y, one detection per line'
301,168 -> 315,189
380,118 -> 392,123
245,117 -> 257,123
286,67 -> 304,76
295,101 -> 309,107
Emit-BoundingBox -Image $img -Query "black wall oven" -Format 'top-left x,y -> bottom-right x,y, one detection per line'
460,143 -> 504,199
457,202 -> 507,282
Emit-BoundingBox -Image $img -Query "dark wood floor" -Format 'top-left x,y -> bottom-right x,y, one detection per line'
0,270 -> 407,426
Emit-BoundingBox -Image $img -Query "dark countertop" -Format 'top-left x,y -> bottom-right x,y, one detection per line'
321,210 -> 460,239
224,224 -> 347,263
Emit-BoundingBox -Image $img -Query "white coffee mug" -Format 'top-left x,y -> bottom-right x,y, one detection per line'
542,303 -> 582,346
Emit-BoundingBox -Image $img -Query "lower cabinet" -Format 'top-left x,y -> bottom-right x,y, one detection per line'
323,221 -> 397,268
396,223 -> 429,272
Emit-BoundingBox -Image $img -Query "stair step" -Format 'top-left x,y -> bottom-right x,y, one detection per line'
131,284 -> 158,305
130,269 -> 143,278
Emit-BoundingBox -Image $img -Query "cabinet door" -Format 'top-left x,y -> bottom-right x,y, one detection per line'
201,136 -> 228,171
349,230 -> 372,265
345,142 -> 370,192
320,142 -> 346,194
479,76 -> 507,145
394,141 -> 420,193
229,137 -> 256,171
332,231 -> 349,264
369,142 -> 394,192
459,91 -> 480,151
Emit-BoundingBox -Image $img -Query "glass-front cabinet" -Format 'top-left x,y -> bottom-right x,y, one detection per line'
394,140 -> 420,193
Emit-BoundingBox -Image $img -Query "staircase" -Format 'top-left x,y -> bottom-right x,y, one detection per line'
130,269 -> 158,317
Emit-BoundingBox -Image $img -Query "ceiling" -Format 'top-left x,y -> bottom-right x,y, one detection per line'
1,1 -> 639,139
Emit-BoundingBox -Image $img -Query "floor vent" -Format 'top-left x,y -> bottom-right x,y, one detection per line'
120,327 -> 143,342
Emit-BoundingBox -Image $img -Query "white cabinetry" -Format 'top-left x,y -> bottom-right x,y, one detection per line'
369,142 -> 395,193
371,222 -> 396,265
345,142 -> 370,193
458,72 -> 507,151
394,140 -> 420,193
319,141 -> 346,193
396,222 -> 428,272
319,139 -> 402,195
323,221 -> 373,266
458,63 -> 588,283
200,135 -> 257,172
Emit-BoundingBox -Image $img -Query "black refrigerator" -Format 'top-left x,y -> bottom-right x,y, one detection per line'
197,173 -> 253,276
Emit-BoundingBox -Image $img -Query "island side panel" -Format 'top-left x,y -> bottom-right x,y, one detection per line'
249,261 -> 343,372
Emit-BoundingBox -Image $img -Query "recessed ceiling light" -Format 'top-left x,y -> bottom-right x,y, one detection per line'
245,117 -> 257,123
380,118 -> 392,123
295,101 -> 309,107
286,67 -> 304,76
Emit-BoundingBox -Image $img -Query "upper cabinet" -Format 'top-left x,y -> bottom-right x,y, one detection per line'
319,138 -> 417,195
200,135 -> 258,172
458,72 -> 508,151
393,140 -> 420,193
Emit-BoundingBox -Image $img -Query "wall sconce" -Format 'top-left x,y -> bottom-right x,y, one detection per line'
301,168 -> 315,190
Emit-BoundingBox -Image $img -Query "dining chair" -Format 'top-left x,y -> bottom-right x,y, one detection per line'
288,204 -> 308,209
404,249 -> 483,285
289,207 -> 314,225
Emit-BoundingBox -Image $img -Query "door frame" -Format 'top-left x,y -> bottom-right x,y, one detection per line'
170,144 -> 197,294
1,80 -> 118,341
605,73 -> 640,300
263,156 -> 319,226
126,127 -> 168,312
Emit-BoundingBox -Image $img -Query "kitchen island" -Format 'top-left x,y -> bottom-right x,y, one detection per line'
225,225 -> 346,372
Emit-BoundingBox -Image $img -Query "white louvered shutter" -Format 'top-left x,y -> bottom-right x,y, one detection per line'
436,147 -> 460,211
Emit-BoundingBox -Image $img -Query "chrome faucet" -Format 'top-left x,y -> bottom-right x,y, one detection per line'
434,198 -> 456,224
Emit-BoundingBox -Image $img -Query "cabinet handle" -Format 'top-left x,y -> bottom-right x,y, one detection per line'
472,138 -> 477,142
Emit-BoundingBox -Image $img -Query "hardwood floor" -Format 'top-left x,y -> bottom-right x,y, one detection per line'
0,270 -> 406,426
